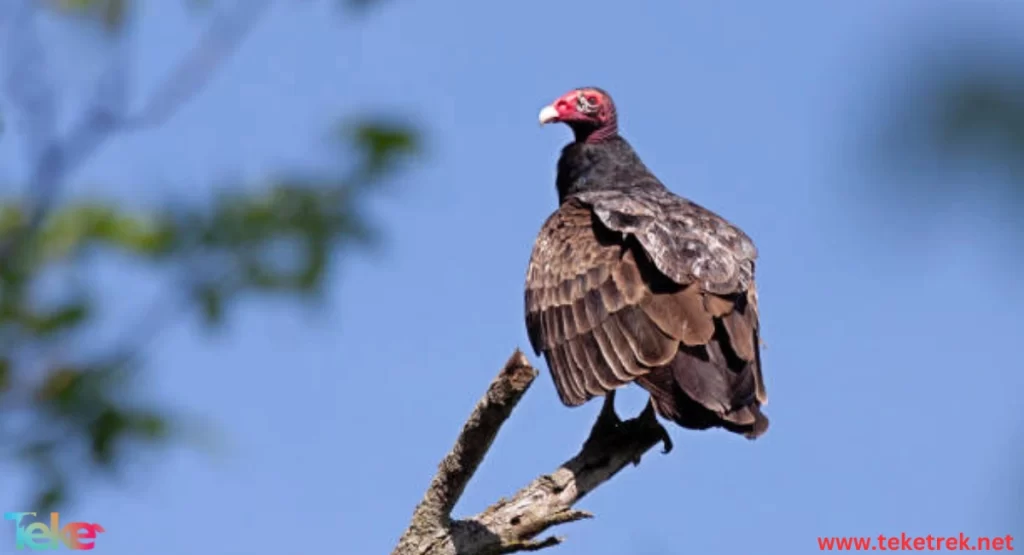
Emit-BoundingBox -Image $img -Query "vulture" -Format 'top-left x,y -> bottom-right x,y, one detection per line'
525,87 -> 768,449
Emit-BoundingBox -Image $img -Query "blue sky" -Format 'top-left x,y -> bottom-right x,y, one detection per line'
2,1 -> 1024,554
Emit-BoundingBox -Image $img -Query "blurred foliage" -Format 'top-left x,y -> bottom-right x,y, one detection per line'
872,34 -> 1024,529
936,77 -> 1024,161
45,0 -> 384,33
871,41 -> 1024,235
3,0 -> 418,509
1,121 -> 418,509
48,0 -> 131,31
881,64 -> 1024,173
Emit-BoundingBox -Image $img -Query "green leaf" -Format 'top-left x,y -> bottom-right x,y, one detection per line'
128,411 -> 169,439
102,0 -> 127,30
25,204 -> 175,263
195,285 -> 224,325
34,486 -> 65,514
88,407 -> 127,465
55,0 -> 98,11
51,0 -> 131,33
95,212 -> 176,256
0,203 -> 26,235
0,358 -> 10,392
28,302 -> 90,336
348,121 -> 420,178
36,368 -> 85,411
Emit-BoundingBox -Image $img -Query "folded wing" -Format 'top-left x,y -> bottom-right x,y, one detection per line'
524,193 -> 768,437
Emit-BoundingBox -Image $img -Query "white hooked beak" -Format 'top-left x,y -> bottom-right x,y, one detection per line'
538,105 -> 560,126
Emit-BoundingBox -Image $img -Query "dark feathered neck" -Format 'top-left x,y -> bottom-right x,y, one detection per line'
555,136 -> 664,204
568,118 -> 618,144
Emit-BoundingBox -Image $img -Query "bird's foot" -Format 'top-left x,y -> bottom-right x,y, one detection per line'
581,394 -> 673,464
637,400 -> 673,455
619,401 -> 673,465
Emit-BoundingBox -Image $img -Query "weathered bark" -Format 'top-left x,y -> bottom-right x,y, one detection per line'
392,349 -> 664,555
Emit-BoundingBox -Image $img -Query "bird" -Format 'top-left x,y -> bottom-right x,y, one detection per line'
525,87 -> 769,452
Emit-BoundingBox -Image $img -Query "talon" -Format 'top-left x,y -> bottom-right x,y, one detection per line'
639,400 -> 673,455
657,427 -> 674,455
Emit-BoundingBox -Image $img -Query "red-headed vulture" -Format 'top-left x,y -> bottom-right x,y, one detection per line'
526,87 -> 769,448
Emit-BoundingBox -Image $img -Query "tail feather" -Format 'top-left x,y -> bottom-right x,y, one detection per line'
637,346 -> 769,439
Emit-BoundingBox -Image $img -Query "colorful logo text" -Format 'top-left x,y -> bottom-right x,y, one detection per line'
4,512 -> 105,550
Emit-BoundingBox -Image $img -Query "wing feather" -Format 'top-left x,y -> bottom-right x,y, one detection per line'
599,318 -> 648,378
639,283 -> 715,346
591,325 -> 636,382
613,306 -> 677,367
597,278 -> 627,313
553,343 -> 587,405
524,194 -> 768,437
609,251 -> 646,304
722,308 -> 755,362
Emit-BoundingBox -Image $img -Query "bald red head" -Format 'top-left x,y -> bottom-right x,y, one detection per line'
538,87 -> 619,143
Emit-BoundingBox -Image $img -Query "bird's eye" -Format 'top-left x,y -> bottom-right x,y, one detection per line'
576,93 -> 599,113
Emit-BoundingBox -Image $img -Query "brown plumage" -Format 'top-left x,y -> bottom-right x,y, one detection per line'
526,87 -> 769,440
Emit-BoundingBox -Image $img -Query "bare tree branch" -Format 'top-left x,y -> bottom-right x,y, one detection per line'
119,0 -> 273,131
393,349 -> 665,555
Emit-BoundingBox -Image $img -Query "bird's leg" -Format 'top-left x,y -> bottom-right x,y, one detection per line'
595,390 -> 621,429
582,390 -> 622,451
